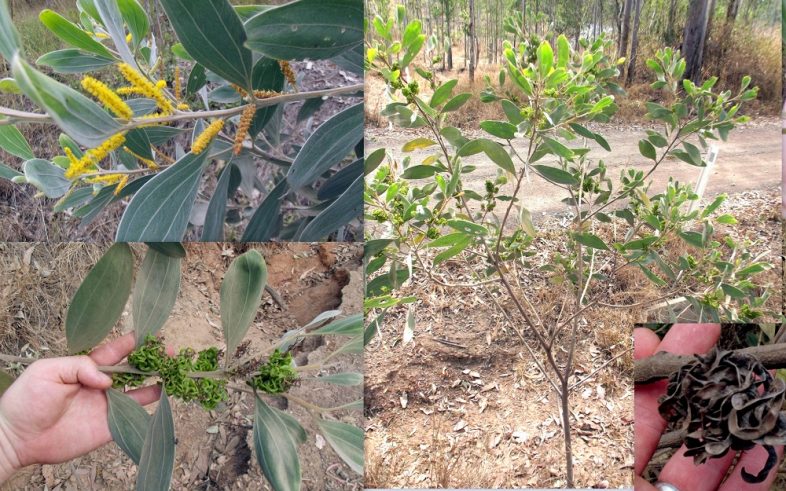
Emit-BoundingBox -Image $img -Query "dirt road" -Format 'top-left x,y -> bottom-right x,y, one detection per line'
366,120 -> 780,219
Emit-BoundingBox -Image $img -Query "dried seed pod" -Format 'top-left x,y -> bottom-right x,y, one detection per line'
658,348 -> 786,483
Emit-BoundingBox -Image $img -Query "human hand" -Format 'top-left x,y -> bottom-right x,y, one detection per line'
0,333 -> 165,481
635,324 -> 785,491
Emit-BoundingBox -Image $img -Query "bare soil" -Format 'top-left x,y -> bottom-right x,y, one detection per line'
0,242 -> 363,490
366,120 -> 781,218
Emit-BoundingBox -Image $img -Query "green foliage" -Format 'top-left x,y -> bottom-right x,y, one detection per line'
365,5 -> 773,334
248,349 -> 299,394
0,0 -> 363,242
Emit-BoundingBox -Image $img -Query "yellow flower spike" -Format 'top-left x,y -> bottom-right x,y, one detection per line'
125,33 -> 132,43
253,89 -> 280,99
64,133 -> 127,180
233,104 -> 256,155
230,83 -> 248,97
117,63 -> 175,115
122,146 -> 159,170
279,61 -> 297,89
94,32 -> 109,39
114,175 -> 129,194
64,147 -> 79,167
192,119 -> 224,155
81,76 -> 134,120
177,103 -> 190,111
116,86 -> 141,96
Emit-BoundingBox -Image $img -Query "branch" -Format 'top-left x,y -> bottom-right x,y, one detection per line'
635,344 -> 786,384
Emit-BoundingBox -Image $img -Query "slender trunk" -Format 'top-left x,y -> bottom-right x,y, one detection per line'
682,0 -> 710,83
469,0 -> 476,84
445,1 -> 453,70
561,383 -> 574,488
617,0 -> 632,61
626,0 -> 643,85
701,0 -> 717,68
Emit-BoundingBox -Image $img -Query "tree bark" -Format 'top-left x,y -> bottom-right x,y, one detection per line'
617,0 -> 632,70
469,0 -> 476,84
701,0 -> 717,69
665,0 -> 678,44
625,0 -> 643,85
445,0 -> 453,70
682,0 -> 710,83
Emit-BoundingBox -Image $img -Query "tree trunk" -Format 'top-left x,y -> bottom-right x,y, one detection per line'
469,0 -> 476,84
617,0 -> 632,61
701,0 -> 717,67
682,0 -> 710,83
445,0 -> 453,70
626,0 -> 643,85
718,0 -> 739,61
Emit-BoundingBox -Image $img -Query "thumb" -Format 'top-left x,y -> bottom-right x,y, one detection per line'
56,356 -> 113,390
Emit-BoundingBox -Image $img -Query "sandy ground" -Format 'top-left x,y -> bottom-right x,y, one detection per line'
366,120 -> 781,219
0,242 -> 363,490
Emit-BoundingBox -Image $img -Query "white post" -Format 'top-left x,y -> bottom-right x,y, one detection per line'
687,144 -> 718,215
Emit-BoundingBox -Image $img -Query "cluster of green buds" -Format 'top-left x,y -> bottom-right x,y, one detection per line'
112,336 -> 228,410
248,349 -> 298,394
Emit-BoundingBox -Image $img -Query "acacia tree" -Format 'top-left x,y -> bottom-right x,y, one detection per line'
0,0 -> 363,242
365,8 -> 770,487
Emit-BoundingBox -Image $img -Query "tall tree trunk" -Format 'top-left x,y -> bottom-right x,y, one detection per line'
718,0 -> 739,62
520,0 -> 526,35
617,0 -> 632,60
617,0 -> 633,79
469,0 -> 476,83
701,0 -> 717,66
445,0 -> 453,70
682,0 -> 710,83
626,0 -> 643,85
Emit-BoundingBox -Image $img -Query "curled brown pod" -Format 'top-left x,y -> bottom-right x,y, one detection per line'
658,348 -> 786,483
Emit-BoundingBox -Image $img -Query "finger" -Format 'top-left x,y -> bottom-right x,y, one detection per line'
634,328 -> 669,474
634,324 -> 722,475
53,356 -> 113,389
635,475 -> 658,491
89,333 -> 136,365
720,445 -> 785,490
125,384 -> 162,406
658,445 -> 735,491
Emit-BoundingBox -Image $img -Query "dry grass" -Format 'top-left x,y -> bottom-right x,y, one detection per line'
0,243 -> 105,357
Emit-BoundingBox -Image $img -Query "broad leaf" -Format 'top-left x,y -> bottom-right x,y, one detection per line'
312,372 -> 363,386
36,49 -> 115,73
0,126 -> 33,160
117,0 -> 149,47
12,56 -> 122,148
66,243 -> 133,353
0,0 -> 21,61
115,151 -> 210,242
136,390 -> 175,491
106,388 -> 151,465
317,159 -> 362,200
429,79 -> 457,107
0,162 -> 21,181
317,419 -> 363,474
287,102 -> 362,189
245,0 -> 363,60
132,248 -> 182,345
202,163 -> 240,242
242,180 -> 287,242
94,0 -> 137,67
458,138 -> 514,174
312,314 -> 363,336
532,165 -> 579,186
221,250 -> 267,359
254,395 -> 302,491
39,10 -> 114,58
23,159 -> 70,198
145,243 -> 187,258
299,175 -> 362,241
159,0 -> 253,89
573,232 -> 609,251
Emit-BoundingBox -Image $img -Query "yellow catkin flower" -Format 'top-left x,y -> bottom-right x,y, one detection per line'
177,102 -> 190,111
81,76 -> 134,120
93,32 -> 109,39
253,89 -> 280,99
279,61 -> 297,89
233,104 -> 256,155
174,66 -> 182,100
86,174 -> 129,195
123,146 -> 159,170
125,33 -> 132,43
64,147 -> 79,168
116,86 -> 142,96
117,63 -> 175,115
64,133 -> 127,179
192,119 -> 224,155
230,83 -> 248,97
